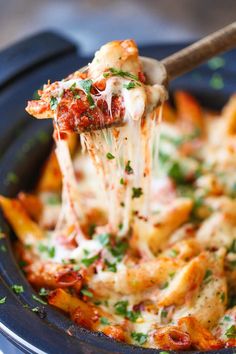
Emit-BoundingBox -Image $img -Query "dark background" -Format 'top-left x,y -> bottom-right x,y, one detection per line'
1,0 -> 236,55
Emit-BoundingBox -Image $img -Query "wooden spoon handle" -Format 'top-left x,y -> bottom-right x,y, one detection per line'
161,22 -> 236,80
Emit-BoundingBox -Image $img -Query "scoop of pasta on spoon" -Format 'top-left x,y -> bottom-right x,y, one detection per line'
26,22 -> 236,133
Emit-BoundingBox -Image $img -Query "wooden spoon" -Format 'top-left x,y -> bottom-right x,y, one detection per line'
142,22 -> 236,86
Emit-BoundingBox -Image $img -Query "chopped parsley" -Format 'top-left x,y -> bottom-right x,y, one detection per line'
73,264 -> 80,271
161,309 -> 168,318
126,310 -> 140,322
0,296 -> 6,304
96,233 -> 110,246
220,292 -> 226,303
50,97 -> 58,110
106,152 -> 115,160
18,260 -> 27,268
38,244 -> 55,258
110,240 -> 128,259
210,73 -> 224,90
208,56 -> 225,70
114,301 -> 140,322
120,178 -> 124,185
88,223 -> 96,237
70,82 -> 81,99
32,294 -> 47,305
32,306 -> 40,312
203,269 -> 213,284
80,79 -> 95,108
123,81 -> 141,90
0,245 -> 6,252
81,254 -> 99,267
39,288 -> 49,296
83,249 -> 90,256
105,259 -> 117,272
114,300 -> 128,316
5,172 -> 19,185
100,317 -> 110,325
160,281 -> 169,290
94,300 -> 102,305
223,315 -> 231,322
125,160 -> 134,174
228,239 -> 236,253
132,187 -> 143,199
103,68 -> 139,82
169,249 -> 179,258
47,194 -> 60,205
81,288 -> 93,298
225,325 -> 236,339
166,160 -> 186,184
131,332 -> 148,345
11,285 -> 24,294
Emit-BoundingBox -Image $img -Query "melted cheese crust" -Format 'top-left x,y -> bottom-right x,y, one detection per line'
2,41 -> 235,351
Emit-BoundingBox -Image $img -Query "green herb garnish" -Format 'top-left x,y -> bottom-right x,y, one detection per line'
210,73 -> 224,90
11,285 -> 24,294
70,82 -> 81,99
0,245 -> 6,252
166,160 -> 186,184
208,56 -> 225,70
131,332 -> 148,345
114,301 -> 140,322
73,264 -> 81,271
80,79 -> 95,108
32,294 -> 47,305
203,269 -> 213,284
224,315 -> 231,322
225,325 -> 236,338
228,239 -> 236,253
106,152 -> 115,160
81,288 -> 93,298
169,272 -> 176,279
5,172 -> 19,185
132,187 -> 143,199
110,240 -> 128,259
161,309 -> 168,318
97,233 -> 110,246
100,317 -> 110,325
88,223 -> 96,237
220,292 -> 226,303
47,194 -> 60,205
50,97 -> 58,110
126,310 -> 140,322
105,259 -> 117,273
0,296 -> 6,304
125,160 -> 133,174
104,68 -> 139,82
81,254 -> 99,267
120,178 -> 124,185
32,306 -> 40,312
123,81 -> 141,90
114,300 -> 128,315
38,244 -> 55,258
39,288 -> 49,296
160,281 -> 169,290
169,249 -> 179,258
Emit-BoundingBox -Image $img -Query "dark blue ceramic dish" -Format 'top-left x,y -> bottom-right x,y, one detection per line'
0,32 -> 235,354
